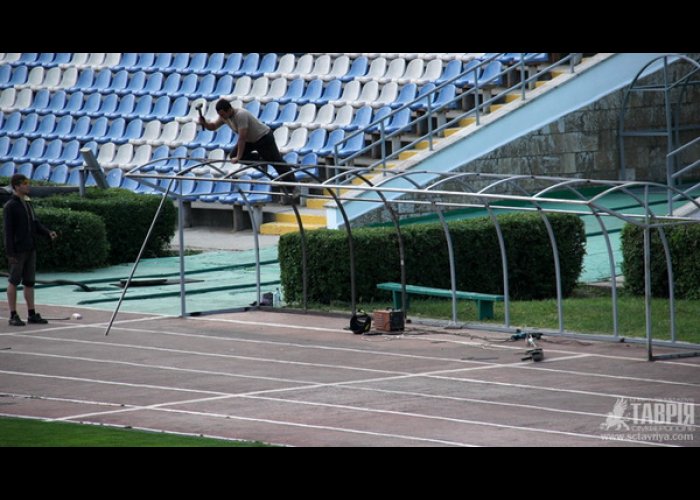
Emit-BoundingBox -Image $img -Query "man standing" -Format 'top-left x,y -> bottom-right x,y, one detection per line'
3,174 -> 57,326
199,99 -> 298,204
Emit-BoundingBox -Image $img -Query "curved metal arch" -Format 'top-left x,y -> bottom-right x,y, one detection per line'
473,175 -> 567,332
361,170 -> 468,325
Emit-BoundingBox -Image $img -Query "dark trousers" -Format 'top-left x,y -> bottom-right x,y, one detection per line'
240,131 -> 293,181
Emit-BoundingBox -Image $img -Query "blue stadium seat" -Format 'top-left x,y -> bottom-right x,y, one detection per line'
390,82 -> 417,109
250,53 -> 277,78
183,53 -> 207,74
56,91 -> 86,117
434,59 -> 462,85
26,114 -> 56,140
205,74 -> 234,99
44,115 -> 73,140
200,53 -> 225,75
0,161 -> 15,177
297,128 -> 327,156
74,91 -> 102,117
7,113 -> 37,139
29,89 -> 54,115
104,69 -> 129,94
73,68 -> 95,91
295,152 -> 319,180
233,53 -> 260,77
296,79 -> 323,105
106,167 -> 123,188
181,173 -> 214,201
0,111 -> 22,137
340,56 -> 368,82
54,140 -> 83,167
174,73 -> 198,98
31,162 -> 51,181
148,53 -> 173,73
117,70 -> 147,96
134,71 -> 164,96
88,92 -> 119,118
187,73 -> 215,99
366,106 -> 392,134
276,77 -> 304,104
23,138 -> 46,164
165,96 -> 189,120
0,65 -> 28,90
48,164 -> 69,184
383,107 -> 412,134
199,180 -> 233,202
410,83 -> 436,111
316,128 -> 345,157
105,93 -> 136,118
17,162 -> 34,178
61,115 -> 91,141
81,116 -> 110,143
213,53 -> 242,76
114,118 -> 144,145
39,140 -> 64,165
153,72 -> 180,97
90,68 -> 113,93
313,79 -> 342,106
125,95 -> 154,120
258,100 -> 280,125
268,103 -> 298,129
219,176 -> 251,204
113,52 -> 138,71
0,136 -> 11,158
454,59 -> 482,88
166,53 -> 190,74
95,117 -> 125,144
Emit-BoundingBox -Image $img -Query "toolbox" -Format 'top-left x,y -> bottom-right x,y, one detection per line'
373,309 -> 405,332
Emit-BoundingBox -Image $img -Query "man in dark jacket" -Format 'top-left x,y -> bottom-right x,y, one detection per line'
3,174 -> 57,326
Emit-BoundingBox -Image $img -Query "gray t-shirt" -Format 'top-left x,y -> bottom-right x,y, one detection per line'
224,108 -> 270,143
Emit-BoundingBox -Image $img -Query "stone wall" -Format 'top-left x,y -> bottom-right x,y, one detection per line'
466,54 -> 700,182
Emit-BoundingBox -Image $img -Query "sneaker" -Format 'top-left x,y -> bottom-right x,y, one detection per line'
27,313 -> 48,324
8,315 -> 25,327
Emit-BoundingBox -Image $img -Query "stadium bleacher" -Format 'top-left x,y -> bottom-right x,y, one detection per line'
1,51 -> 551,205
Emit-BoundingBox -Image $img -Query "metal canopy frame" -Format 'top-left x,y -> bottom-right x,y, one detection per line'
104,158 -> 700,361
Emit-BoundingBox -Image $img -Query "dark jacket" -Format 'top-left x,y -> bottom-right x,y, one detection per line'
3,194 -> 51,257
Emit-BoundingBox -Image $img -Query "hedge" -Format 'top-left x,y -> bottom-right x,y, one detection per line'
0,207 -> 108,271
621,223 -> 700,299
35,187 -> 177,265
279,212 -> 586,304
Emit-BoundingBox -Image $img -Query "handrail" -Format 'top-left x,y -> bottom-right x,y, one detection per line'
330,53 -> 582,187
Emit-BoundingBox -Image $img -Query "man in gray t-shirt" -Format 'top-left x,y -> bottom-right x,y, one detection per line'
199,99 -> 297,203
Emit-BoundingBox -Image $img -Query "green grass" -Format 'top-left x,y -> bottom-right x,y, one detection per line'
0,417 -> 272,447
310,286 -> 700,344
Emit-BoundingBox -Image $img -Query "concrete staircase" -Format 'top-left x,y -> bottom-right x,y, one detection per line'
257,58 -> 582,235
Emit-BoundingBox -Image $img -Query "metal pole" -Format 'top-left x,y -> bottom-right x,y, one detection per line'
177,161 -> 186,318
434,204 -> 458,325
105,178 -> 175,336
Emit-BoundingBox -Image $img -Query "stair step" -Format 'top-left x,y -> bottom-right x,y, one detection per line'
259,221 -> 326,235
504,93 -> 520,103
459,116 -> 477,127
275,211 -> 326,225
398,150 -> 419,160
443,127 -> 462,137
306,197 -> 332,209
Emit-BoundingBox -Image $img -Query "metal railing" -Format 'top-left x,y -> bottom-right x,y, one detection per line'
330,53 -> 582,185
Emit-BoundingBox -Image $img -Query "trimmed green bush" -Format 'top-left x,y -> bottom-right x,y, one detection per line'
279,213 -> 586,304
621,223 -> 700,299
0,207 -> 108,271
36,187 -> 177,264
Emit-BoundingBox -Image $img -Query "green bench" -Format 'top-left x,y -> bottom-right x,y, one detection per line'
376,282 -> 504,320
